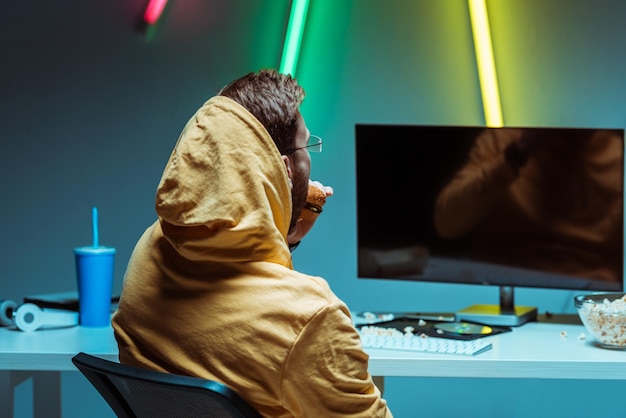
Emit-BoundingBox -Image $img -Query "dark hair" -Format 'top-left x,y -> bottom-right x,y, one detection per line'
219,69 -> 305,154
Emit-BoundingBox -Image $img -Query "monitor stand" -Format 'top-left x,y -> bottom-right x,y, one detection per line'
456,286 -> 537,327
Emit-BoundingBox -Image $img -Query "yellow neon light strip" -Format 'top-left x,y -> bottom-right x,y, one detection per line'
279,0 -> 311,76
468,0 -> 503,127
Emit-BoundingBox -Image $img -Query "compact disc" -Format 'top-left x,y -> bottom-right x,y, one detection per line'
434,322 -> 493,335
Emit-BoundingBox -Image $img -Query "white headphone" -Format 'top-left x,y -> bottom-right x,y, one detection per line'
12,303 -> 79,332
0,299 -> 17,326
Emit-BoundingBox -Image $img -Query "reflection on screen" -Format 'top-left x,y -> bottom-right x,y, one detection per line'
356,125 -> 624,292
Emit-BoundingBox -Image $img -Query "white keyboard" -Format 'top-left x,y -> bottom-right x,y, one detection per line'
359,331 -> 492,356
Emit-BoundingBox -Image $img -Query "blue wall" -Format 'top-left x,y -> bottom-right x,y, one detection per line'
2,1 -> 626,417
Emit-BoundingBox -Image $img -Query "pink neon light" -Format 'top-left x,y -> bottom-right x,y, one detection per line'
144,0 -> 168,25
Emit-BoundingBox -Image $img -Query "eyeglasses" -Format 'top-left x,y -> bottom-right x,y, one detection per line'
284,135 -> 323,154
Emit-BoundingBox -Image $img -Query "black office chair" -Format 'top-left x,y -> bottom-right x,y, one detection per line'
72,352 -> 261,418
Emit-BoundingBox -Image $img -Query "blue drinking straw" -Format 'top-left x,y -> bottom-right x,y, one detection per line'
92,207 -> 99,248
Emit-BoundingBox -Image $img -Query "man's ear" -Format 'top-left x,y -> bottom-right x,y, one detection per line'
281,155 -> 293,189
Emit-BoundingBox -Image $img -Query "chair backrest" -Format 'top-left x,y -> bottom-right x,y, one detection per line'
72,352 -> 261,418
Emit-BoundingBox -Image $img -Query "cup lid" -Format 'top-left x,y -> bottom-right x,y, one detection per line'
74,246 -> 116,255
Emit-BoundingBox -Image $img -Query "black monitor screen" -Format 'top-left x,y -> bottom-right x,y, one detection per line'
355,125 -> 624,292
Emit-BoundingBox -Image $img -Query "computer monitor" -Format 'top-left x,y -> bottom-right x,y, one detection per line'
355,124 -> 625,326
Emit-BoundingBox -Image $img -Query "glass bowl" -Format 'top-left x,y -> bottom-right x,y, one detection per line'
575,293 -> 626,349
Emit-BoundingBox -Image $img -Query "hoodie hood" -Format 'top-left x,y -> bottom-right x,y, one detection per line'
155,96 -> 293,267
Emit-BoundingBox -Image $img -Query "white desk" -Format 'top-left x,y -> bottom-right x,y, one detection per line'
0,326 -> 117,418
365,319 -> 626,380
1,318 -> 625,418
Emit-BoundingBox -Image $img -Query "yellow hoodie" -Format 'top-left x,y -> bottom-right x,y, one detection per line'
112,96 -> 392,417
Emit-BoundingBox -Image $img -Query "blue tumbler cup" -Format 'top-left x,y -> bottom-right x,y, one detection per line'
74,246 -> 116,327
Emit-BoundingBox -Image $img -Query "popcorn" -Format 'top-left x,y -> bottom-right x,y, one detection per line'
579,294 -> 626,347
363,312 -> 377,322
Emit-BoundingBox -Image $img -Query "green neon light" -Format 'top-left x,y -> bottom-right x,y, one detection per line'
279,0 -> 310,76
468,0 -> 503,127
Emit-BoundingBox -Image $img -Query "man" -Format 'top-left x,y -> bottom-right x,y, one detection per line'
112,69 -> 392,417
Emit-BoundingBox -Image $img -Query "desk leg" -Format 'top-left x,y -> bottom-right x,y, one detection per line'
32,371 -> 61,418
0,371 -> 61,418
373,375 -> 385,396
0,371 -> 13,418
